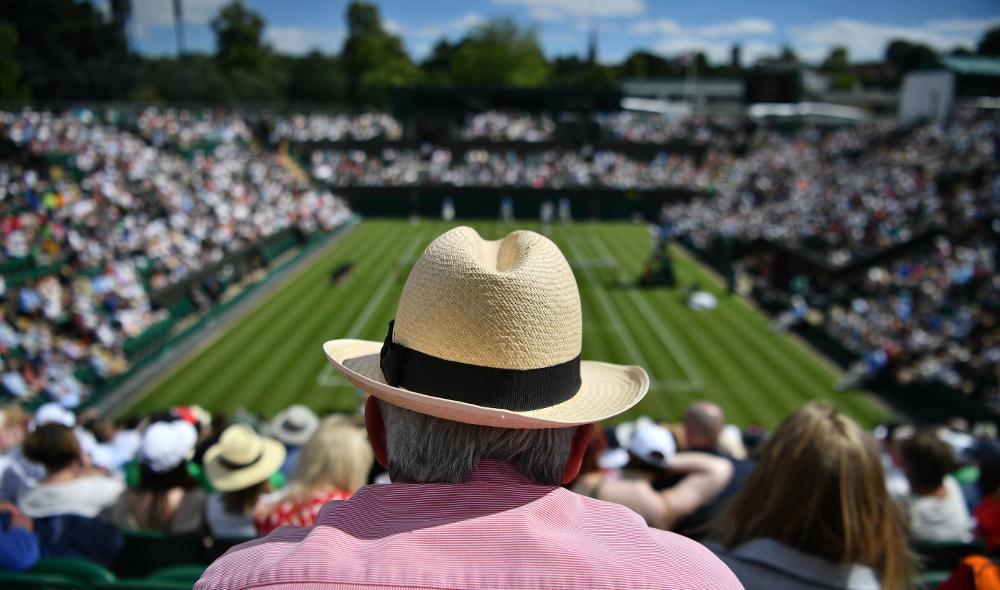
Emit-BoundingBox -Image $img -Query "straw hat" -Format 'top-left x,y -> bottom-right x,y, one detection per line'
203,425 -> 286,492
323,226 -> 649,429
270,404 -> 320,447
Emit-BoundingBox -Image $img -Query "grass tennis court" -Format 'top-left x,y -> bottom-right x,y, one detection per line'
128,220 -> 890,428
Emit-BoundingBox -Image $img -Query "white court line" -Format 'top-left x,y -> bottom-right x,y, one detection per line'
563,237 -> 653,373
317,235 -> 424,387
586,233 -> 705,390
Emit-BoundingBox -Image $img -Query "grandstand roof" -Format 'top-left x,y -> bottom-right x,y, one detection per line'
936,56 -> 1000,78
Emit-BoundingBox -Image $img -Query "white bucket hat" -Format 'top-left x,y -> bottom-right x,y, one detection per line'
323,226 -> 649,429
609,417 -> 677,469
203,425 -> 286,492
139,420 -> 199,473
270,405 -> 320,447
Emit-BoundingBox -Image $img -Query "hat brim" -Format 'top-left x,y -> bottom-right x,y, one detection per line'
323,339 -> 649,429
270,415 -> 319,447
203,438 -> 286,492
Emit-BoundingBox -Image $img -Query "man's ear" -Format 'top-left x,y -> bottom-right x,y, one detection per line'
364,396 -> 389,469
562,423 -> 596,485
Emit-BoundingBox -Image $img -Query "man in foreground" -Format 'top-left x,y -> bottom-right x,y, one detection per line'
196,226 -> 741,590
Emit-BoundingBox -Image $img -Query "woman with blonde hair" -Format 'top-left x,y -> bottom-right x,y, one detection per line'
710,402 -> 914,590
255,415 -> 373,535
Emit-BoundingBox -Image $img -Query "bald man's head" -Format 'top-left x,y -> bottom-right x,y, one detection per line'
684,401 -> 725,451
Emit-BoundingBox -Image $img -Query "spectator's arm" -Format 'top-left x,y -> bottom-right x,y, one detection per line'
0,502 -> 40,572
0,527 -> 41,571
658,452 -> 733,529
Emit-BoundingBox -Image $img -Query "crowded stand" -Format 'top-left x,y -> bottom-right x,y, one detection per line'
1,110 -> 353,407
1,105 -> 999,587
459,111 -> 556,142
0,397 -> 998,587
823,233 -> 999,405
310,148 -> 706,189
269,112 -> 403,143
595,111 -> 745,147
134,108 -> 253,150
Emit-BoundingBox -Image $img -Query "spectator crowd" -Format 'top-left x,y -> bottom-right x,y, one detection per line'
0,397 -> 997,588
1,109 -> 353,407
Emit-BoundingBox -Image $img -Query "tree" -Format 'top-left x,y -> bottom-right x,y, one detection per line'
449,18 -> 549,87
549,55 -> 615,87
211,0 -> 269,72
779,45 -> 798,63
286,51 -> 347,104
420,39 -> 464,84
617,51 -> 674,79
821,46 -> 849,72
340,1 -> 419,105
0,24 -> 24,99
885,39 -> 937,72
0,0 -> 135,99
979,25 -> 1000,56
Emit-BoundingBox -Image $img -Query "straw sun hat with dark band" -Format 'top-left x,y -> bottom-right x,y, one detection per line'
204,425 -> 286,492
323,226 -> 649,429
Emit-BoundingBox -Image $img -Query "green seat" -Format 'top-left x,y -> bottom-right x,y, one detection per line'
114,531 -> 209,578
0,570 -> 87,590
148,565 -> 205,585
93,581 -> 192,590
30,557 -> 116,586
205,536 -> 253,561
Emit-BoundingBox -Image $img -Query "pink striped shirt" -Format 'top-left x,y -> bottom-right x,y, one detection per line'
195,461 -> 743,590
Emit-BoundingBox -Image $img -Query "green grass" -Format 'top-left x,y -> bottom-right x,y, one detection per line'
129,220 -> 891,429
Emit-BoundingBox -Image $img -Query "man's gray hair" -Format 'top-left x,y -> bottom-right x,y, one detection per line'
379,400 -> 577,485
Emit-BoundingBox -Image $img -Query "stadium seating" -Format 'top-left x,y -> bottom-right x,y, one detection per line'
30,558 -> 116,587
0,571 -> 87,590
113,531 -> 207,579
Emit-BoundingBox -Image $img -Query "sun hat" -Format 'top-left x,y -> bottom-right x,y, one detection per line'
323,226 -> 649,429
203,424 -> 286,492
139,420 -> 199,473
33,402 -> 76,429
270,404 -> 320,447
607,417 -> 677,469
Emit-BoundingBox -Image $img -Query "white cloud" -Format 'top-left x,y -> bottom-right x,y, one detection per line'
492,0 -> 646,21
128,0 -> 231,40
630,19 -> 681,36
384,19 -> 404,36
415,13 -> 486,39
789,16 -> 1000,62
631,17 -> 773,38
131,0 -> 231,28
265,26 -> 344,55
696,18 -> 775,37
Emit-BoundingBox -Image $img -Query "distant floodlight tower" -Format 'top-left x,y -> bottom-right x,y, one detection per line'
587,18 -> 598,65
173,0 -> 186,56
174,0 -> 187,100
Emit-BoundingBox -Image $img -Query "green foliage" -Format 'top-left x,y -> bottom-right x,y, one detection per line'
0,23 -> 25,100
286,51 -> 347,104
618,51 -> 675,79
885,39 -> 937,72
831,73 -> 859,90
449,18 -> 549,87
550,56 -> 616,87
211,0 -> 270,72
341,1 -> 419,105
420,39 -> 464,85
0,0 -> 135,99
979,25 -> 1000,56
822,46 -> 849,72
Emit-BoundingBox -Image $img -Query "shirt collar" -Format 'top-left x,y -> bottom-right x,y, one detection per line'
731,538 -> 881,590
319,460 -> 558,534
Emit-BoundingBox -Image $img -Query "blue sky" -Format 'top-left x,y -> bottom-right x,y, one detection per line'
118,0 -> 1000,65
